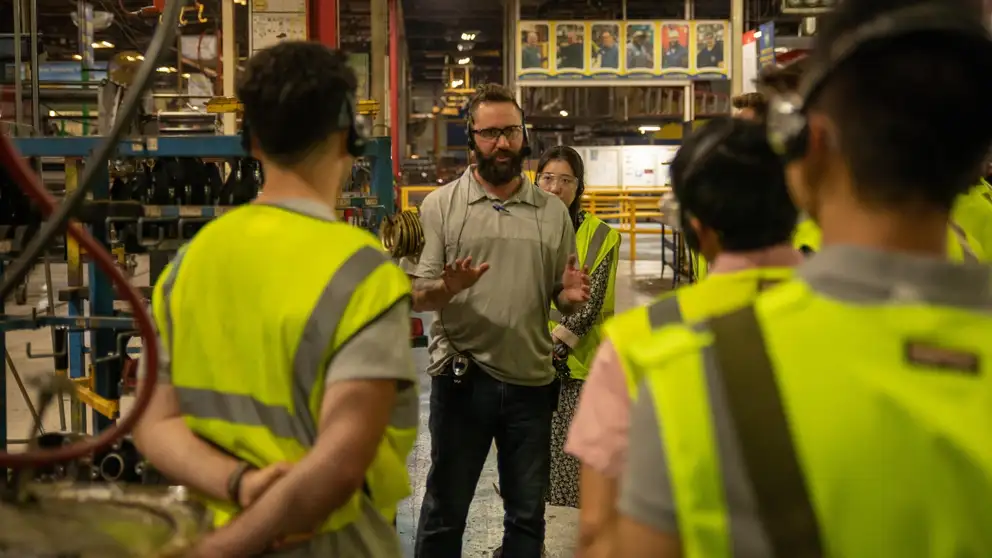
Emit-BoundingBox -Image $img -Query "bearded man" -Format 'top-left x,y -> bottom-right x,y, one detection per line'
407,83 -> 590,558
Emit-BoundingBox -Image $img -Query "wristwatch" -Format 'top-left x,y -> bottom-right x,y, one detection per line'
553,342 -> 569,361
227,461 -> 254,506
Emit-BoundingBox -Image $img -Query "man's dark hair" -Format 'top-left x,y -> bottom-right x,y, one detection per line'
809,0 -> 992,211
238,42 -> 356,167
467,83 -> 522,123
732,92 -> 768,118
671,117 -> 797,252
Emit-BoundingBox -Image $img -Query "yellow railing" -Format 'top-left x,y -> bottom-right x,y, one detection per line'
582,188 -> 671,261
399,185 -> 671,262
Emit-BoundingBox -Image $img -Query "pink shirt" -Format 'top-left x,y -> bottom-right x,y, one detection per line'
564,244 -> 802,477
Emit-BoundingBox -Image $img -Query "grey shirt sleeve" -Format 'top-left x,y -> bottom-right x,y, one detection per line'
618,384 -> 679,534
400,193 -> 444,279
324,302 -> 417,389
555,212 -> 578,286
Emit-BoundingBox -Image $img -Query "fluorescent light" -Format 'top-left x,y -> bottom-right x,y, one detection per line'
156,66 -> 177,73
450,79 -> 464,88
461,32 -> 476,41
638,125 -> 661,133
49,110 -> 56,117
457,57 -> 471,65
92,40 -> 114,48
559,110 -> 569,117
136,55 -> 144,60
71,54 -> 82,60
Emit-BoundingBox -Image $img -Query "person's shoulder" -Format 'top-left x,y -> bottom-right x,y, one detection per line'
625,320 -> 709,376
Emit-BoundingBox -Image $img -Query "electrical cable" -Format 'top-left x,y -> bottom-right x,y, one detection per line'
0,0 -> 182,468
0,0 -> 183,302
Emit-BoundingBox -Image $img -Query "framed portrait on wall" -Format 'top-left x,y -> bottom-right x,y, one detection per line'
660,21 -> 690,77
590,22 -> 621,74
693,20 -> 730,77
553,21 -> 588,74
625,21 -> 658,76
518,22 -> 551,75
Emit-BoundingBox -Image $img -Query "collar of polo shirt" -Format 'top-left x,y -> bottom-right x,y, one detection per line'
463,166 -> 545,207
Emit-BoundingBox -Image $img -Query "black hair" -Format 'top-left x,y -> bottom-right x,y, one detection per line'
237,41 -> 357,168
809,0 -> 992,211
537,145 -> 585,225
671,117 -> 797,252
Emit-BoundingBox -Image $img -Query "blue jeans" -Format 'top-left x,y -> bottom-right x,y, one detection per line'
415,366 -> 557,558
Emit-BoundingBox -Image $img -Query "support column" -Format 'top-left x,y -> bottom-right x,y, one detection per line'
389,0 -> 400,179
312,0 -> 339,47
371,0 -> 387,133
730,0 -> 744,97
222,0 -> 236,135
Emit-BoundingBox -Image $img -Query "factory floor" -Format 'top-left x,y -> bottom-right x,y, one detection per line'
2,228 -> 673,557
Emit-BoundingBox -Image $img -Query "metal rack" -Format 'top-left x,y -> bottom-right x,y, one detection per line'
1,134 -> 398,449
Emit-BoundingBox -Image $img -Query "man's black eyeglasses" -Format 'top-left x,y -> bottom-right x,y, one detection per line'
471,126 -> 524,141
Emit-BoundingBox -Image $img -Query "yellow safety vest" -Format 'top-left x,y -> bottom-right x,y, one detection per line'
604,266 -> 795,399
790,218 -> 985,263
151,204 -> 415,532
549,214 -> 621,379
626,279 -> 992,558
950,180 -> 992,258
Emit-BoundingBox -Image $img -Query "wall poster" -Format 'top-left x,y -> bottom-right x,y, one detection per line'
516,19 -> 732,84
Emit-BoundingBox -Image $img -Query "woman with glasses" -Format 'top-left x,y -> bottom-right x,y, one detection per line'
536,145 -> 621,510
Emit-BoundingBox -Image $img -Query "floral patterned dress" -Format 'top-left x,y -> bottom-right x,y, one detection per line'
547,211 -> 615,508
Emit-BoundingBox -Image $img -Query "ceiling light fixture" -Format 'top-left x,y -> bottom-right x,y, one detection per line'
457,57 -> 470,65
638,125 -> 661,133
559,110 -> 569,117
71,54 -> 83,61
92,40 -> 114,49
450,79 -> 464,88
461,32 -> 476,41
156,66 -> 177,73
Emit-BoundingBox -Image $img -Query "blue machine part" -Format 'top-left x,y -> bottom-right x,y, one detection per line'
2,134 -> 396,442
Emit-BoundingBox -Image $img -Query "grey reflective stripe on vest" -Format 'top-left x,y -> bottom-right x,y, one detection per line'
584,221 -> 613,270
647,295 -> 682,329
173,245 -> 391,446
292,246 -> 391,443
157,244 -> 190,382
549,308 -> 563,323
949,221 -> 978,263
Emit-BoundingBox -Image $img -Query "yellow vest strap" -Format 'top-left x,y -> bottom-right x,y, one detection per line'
175,386 -> 310,442
709,307 -> 825,557
584,221 -> 613,270
949,221 -> 979,264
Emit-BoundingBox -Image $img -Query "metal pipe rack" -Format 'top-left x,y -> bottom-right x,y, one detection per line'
0,134 -> 399,450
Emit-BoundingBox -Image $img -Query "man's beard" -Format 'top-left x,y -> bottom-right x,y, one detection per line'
476,148 -> 524,187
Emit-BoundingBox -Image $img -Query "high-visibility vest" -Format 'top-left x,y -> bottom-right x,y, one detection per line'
625,278 -> 992,558
151,204 -> 415,533
950,180 -> 992,259
789,216 -> 985,263
604,266 -> 795,399
548,214 -> 621,380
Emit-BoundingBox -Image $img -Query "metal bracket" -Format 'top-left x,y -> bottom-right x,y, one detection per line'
25,341 -> 67,360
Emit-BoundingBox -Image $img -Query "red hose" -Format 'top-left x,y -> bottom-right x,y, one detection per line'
0,134 -> 159,467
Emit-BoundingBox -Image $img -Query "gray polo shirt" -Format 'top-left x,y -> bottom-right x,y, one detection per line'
620,245 -> 992,556
404,167 -> 576,386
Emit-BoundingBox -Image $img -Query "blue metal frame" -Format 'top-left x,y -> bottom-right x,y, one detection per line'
2,134 -> 396,444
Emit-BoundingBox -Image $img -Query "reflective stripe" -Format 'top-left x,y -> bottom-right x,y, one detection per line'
584,221 -> 613,270
175,387 -> 310,442
157,244 -> 190,381
647,296 -> 682,329
950,221 -> 978,264
549,308 -> 563,323
292,246 -> 391,443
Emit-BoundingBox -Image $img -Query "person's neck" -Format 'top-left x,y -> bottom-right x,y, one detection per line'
817,197 -> 948,258
254,161 -> 340,210
473,167 -> 521,202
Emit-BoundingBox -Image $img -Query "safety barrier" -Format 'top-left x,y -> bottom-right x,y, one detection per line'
581,188 -> 670,261
399,185 -> 671,262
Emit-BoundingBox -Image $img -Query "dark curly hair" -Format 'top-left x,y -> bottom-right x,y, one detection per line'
237,41 -> 357,167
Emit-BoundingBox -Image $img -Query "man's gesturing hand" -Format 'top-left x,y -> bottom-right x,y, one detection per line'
442,257 -> 490,295
561,254 -> 590,304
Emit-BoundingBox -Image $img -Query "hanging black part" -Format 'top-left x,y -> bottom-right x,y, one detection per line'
709,306 -> 825,558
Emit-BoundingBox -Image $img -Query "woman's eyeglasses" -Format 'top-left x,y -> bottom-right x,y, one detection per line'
537,172 -> 577,188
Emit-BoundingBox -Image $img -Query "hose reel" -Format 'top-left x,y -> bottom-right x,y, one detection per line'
380,210 -> 425,260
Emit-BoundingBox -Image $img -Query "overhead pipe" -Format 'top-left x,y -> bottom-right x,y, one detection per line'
389,0 -> 400,181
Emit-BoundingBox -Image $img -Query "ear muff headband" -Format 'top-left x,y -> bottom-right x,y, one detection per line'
767,2 -> 992,162
466,102 -> 532,158
241,91 -> 367,158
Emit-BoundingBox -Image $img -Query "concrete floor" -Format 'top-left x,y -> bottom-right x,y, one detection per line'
1,227 -> 675,557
